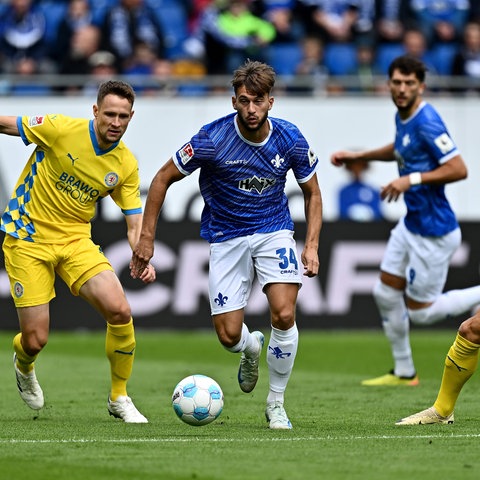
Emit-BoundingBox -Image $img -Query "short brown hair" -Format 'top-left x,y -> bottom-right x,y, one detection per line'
231,60 -> 276,96
388,55 -> 427,82
97,80 -> 135,107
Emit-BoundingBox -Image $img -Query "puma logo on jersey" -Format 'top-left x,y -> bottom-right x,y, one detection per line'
67,153 -> 78,165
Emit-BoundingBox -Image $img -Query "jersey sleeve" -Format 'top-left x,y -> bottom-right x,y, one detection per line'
173,128 -> 215,175
291,133 -> 318,183
110,157 -> 143,215
19,114 -> 64,149
418,111 -> 459,165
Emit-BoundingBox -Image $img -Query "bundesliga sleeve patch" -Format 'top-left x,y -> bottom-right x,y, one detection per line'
434,133 -> 455,154
178,143 -> 194,165
308,148 -> 318,167
27,115 -> 45,127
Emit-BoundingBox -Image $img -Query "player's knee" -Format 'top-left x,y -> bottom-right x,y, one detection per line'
216,326 -> 241,350
270,308 -> 295,330
459,314 -> 480,343
22,333 -> 48,356
408,306 -> 432,325
218,332 -> 239,349
108,301 -> 132,324
373,280 -> 403,309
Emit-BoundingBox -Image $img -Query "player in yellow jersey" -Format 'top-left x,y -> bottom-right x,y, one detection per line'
396,311 -> 480,425
0,80 -> 155,423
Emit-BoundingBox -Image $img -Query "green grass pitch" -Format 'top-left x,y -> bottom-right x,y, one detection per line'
0,329 -> 479,480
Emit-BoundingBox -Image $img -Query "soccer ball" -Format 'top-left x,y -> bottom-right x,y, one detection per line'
172,374 -> 224,426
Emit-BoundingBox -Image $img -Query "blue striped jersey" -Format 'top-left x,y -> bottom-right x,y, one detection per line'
394,101 -> 459,237
173,112 -> 318,243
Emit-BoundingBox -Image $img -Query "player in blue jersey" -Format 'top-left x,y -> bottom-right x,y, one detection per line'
0,80 -> 155,422
331,55 -> 480,387
131,60 -> 323,429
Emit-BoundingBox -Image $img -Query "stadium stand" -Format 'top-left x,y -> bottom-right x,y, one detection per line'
266,42 -> 304,76
1,0 -> 479,95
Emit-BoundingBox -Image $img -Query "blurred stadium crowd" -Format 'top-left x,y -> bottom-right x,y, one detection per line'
1,0 -> 480,96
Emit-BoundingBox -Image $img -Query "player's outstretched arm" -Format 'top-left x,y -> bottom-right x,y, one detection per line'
0,116 -> 20,136
130,158 -> 185,279
330,143 -> 396,167
125,213 -> 156,283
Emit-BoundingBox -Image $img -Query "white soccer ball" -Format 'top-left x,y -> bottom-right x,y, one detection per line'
172,374 -> 224,426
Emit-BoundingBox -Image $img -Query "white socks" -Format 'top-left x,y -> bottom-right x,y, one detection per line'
373,281 -> 415,377
266,323 -> 298,404
409,286 -> 480,326
225,323 -> 258,354
225,322 -> 299,405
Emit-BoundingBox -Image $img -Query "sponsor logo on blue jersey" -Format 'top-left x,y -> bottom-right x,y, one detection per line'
238,176 -> 276,194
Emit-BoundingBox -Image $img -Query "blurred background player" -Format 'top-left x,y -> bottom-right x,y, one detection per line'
337,158 -> 384,221
331,55 -> 480,386
131,60 -> 322,429
0,80 -> 155,422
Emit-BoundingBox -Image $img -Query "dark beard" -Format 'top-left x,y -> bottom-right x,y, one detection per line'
237,112 -> 268,132
395,96 -> 417,114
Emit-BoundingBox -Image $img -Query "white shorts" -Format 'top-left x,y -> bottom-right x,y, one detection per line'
209,230 -> 301,315
380,219 -> 461,303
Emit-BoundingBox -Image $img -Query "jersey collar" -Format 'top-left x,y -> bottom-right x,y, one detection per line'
234,115 -> 273,146
89,119 -> 119,155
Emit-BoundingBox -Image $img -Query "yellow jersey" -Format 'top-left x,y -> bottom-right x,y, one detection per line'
1,114 -> 142,243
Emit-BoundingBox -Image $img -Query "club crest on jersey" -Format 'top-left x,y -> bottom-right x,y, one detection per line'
308,148 -> 318,167
271,154 -> 284,168
104,172 -> 119,187
178,143 -> 194,165
402,134 -> 411,147
28,115 -> 45,127
14,282 -> 24,298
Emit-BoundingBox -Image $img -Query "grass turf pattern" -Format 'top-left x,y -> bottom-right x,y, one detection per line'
0,330 -> 478,480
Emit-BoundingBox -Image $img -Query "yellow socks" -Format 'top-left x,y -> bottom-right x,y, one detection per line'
106,319 -> 136,401
13,333 -> 36,374
434,333 -> 480,417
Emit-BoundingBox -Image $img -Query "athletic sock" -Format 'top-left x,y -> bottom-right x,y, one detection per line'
225,323 -> 258,355
266,323 -> 298,399
374,282 -> 415,377
13,333 -> 36,374
106,319 -> 136,401
434,333 -> 480,417
412,286 -> 480,325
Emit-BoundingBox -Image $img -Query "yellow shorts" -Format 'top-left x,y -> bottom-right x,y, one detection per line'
2,235 -> 114,307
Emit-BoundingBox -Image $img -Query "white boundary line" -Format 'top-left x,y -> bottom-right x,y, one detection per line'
3,433 -> 480,444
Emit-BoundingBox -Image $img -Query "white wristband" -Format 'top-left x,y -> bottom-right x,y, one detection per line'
409,172 -> 422,186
